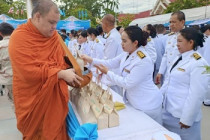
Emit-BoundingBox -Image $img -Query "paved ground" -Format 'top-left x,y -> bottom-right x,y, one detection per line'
0,93 -> 210,140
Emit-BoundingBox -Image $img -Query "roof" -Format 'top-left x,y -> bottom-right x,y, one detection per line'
130,5 -> 210,27
118,10 -> 151,22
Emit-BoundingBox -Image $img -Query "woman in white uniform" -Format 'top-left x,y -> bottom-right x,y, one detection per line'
82,26 -> 163,124
68,30 -> 78,57
161,28 -> 209,140
87,27 -> 104,59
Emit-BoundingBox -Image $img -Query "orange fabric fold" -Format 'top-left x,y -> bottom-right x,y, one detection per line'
9,19 -> 70,140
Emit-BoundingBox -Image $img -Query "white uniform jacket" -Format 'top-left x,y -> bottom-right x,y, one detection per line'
158,32 -> 180,75
153,34 -> 166,71
90,38 -> 104,59
203,36 -> 210,64
80,40 -> 92,56
97,35 -> 106,46
92,47 -> 163,111
160,50 -> 209,126
68,39 -> 78,57
104,28 -> 122,60
143,37 -> 157,64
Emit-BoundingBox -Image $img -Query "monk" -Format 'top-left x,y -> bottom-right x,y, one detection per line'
8,0 -> 82,139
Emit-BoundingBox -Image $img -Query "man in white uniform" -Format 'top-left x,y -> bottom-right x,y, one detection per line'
156,11 -> 185,85
201,25 -> 210,106
153,24 -> 167,83
101,14 -> 123,95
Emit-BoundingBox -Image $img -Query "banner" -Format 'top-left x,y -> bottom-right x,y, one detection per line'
56,20 -> 91,31
0,19 -> 27,28
0,18 -> 91,31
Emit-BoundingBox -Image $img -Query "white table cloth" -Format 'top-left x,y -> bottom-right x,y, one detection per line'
71,78 -> 179,140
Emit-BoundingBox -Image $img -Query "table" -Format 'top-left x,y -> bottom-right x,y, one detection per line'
98,87 -> 167,140
71,79 -> 175,140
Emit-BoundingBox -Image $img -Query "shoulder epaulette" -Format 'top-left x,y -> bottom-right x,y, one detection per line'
168,32 -> 175,36
147,38 -> 151,42
96,38 -> 99,43
193,53 -> 201,60
137,51 -> 146,59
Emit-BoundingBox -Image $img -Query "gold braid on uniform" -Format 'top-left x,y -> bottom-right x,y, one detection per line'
193,53 -> 201,60
137,51 -> 146,59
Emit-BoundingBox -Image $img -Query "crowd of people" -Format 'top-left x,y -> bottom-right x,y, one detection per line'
0,0 -> 210,140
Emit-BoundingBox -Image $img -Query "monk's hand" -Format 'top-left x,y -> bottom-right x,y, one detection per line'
58,69 -> 83,86
94,64 -> 108,74
179,122 -> 190,129
81,54 -> 93,64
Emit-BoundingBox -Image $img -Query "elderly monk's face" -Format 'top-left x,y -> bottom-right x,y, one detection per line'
37,9 -> 60,37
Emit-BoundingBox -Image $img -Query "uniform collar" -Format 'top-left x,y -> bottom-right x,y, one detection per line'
181,50 -> 194,59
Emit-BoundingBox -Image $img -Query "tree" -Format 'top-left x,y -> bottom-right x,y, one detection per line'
0,1 -> 10,15
0,0 -> 26,19
55,0 -> 119,27
118,14 -> 134,28
2,0 -> 13,5
164,0 -> 210,13
7,0 -> 27,19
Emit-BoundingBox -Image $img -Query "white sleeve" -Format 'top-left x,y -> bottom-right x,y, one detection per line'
106,59 -> 151,89
158,48 -> 167,75
95,44 -> 104,59
145,40 -> 157,63
92,53 -> 123,69
180,62 -> 209,126
104,37 -> 119,59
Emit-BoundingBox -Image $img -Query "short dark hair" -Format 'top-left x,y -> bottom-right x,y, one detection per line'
96,25 -> 103,35
180,27 -> 205,51
80,30 -> 87,38
172,11 -> 185,21
0,22 -> 14,36
116,26 -> 122,31
87,27 -> 99,36
156,24 -> 165,34
146,24 -> 157,38
31,0 -> 59,17
0,35 -> 3,41
124,26 -> 149,47
200,24 -> 210,33
70,30 -> 78,37
60,29 -> 66,34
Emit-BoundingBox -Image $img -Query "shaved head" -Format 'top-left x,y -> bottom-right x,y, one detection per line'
32,0 -> 59,18
101,14 -> 115,33
31,0 -> 60,37
102,14 -> 115,27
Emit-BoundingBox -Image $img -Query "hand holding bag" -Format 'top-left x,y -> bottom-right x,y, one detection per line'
60,36 -> 92,88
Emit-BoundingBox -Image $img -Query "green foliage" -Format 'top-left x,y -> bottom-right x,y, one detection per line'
56,0 -> 119,27
2,0 -> 13,5
0,1 -> 10,15
0,0 -> 26,19
118,14 -> 134,28
202,66 -> 210,74
164,0 -> 210,13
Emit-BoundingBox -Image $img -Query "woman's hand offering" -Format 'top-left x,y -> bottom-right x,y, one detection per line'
94,64 -> 108,74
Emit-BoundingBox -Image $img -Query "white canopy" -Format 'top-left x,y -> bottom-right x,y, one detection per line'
130,5 -> 210,27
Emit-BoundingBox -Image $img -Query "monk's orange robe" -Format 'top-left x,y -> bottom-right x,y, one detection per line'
9,19 -> 70,140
